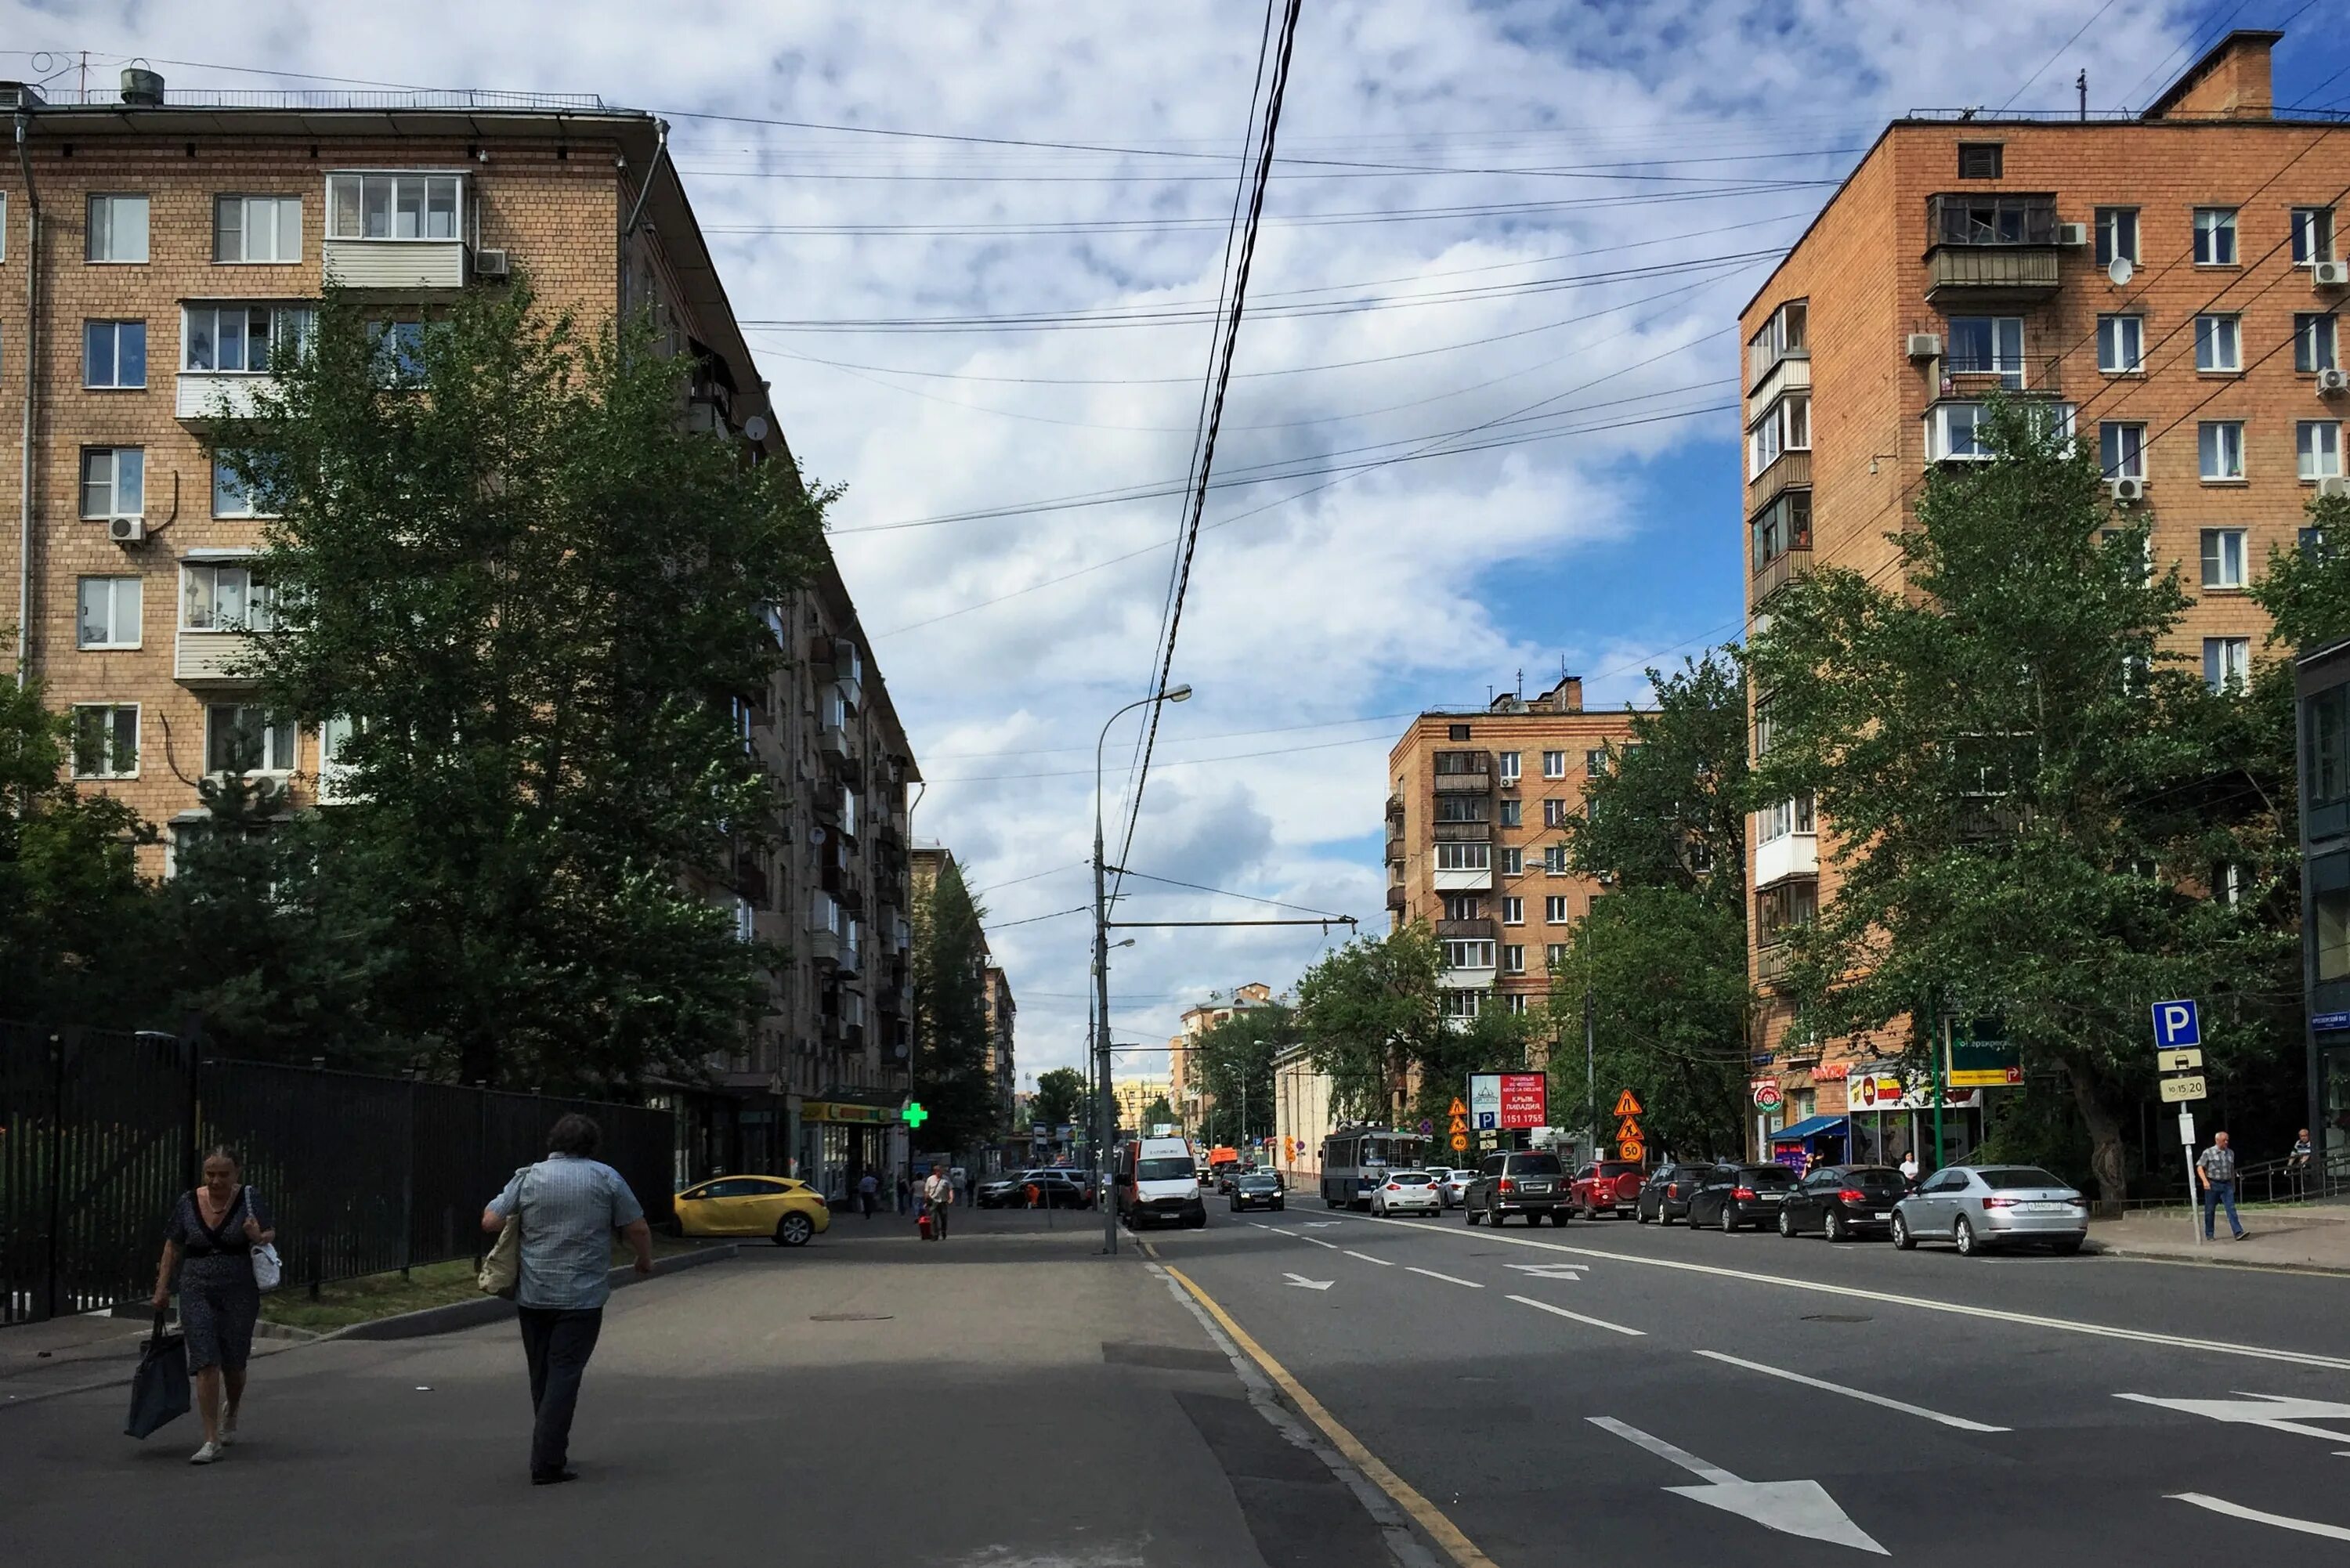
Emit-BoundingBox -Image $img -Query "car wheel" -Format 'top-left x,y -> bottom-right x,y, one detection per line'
1229,1199 -> 1238,1212
1466,1203 -> 1482,1226
1188,1212 -> 1207,1230
1489,1201 -> 1506,1226
1778,1207 -> 1797,1238
1891,1212 -> 1915,1250
1636,1203 -> 1651,1224
1720,1205 -> 1739,1234
1273,1200 -> 1285,1212
1954,1216 -> 1980,1256
1824,1210 -> 1848,1244
776,1212 -> 815,1248
1325,1191 -> 1341,1209
1550,1209 -> 1571,1226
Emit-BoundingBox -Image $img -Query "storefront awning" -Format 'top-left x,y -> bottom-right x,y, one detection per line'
1772,1114 -> 1849,1144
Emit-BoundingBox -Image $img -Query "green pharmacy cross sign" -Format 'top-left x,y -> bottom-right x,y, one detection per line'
902,1100 -> 930,1130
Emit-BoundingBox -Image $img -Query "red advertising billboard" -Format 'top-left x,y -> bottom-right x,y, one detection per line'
1498,1071 -> 1547,1129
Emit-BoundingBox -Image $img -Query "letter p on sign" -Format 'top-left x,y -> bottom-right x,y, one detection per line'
2153,999 -> 2201,1050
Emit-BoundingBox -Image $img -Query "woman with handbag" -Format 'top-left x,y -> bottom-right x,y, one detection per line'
151,1146 -> 276,1464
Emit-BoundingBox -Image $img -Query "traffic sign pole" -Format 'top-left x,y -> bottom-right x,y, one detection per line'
2180,1109 -> 2200,1248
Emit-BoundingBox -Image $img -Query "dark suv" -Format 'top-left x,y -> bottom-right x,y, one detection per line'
1465,1151 -> 1571,1226
1633,1161 -> 1716,1226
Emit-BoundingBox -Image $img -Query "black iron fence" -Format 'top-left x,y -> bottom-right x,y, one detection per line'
1,1021 -> 675,1326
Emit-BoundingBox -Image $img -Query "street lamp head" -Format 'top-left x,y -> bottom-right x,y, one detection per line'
1114,938 -> 1137,949
1161,683 -> 1192,703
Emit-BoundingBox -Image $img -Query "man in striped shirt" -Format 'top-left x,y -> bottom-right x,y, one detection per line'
2196,1131 -> 2247,1242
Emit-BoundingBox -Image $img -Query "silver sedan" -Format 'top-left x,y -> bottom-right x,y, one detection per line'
1430,1167 -> 1475,1208
1891,1165 -> 2088,1255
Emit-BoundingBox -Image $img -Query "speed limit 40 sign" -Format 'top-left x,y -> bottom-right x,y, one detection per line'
1751,1077 -> 1783,1110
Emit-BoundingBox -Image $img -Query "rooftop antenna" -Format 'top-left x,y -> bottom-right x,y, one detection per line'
1516,667 -> 1524,698
2077,70 -> 2087,122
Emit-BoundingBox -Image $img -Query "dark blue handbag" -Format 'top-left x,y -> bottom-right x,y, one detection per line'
125,1310 -> 190,1439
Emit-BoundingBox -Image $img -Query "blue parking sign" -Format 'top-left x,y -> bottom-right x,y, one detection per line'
2152,999 -> 2201,1050
1476,1111 -> 1497,1130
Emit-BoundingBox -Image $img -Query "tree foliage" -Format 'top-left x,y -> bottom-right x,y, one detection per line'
1032,1067 -> 1086,1131
1192,1003 -> 1294,1145
2251,488 -> 2350,651
1297,923 -> 1444,1123
912,855 -> 998,1150
1141,1094 -> 1176,1131
1567,650 -> 1751,907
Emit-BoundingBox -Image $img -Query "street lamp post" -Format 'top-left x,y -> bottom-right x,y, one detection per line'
1094,682 -> 1191,1255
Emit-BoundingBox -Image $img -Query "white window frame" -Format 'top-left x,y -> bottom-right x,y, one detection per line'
1946,315 -> 2024,385
183,303 -> 316,374
1503,992 -> 1529,1016
1542,750 -> 1566,779
2195,313 -> 2242,372
1542,845 -> 1567,875
79,447 -> 144,518
85,193 -> 149,263
2096,314 -> 2142,374
1497,750 -> 1520,783
2298,313 -> 2340,374
1499,847 -> 1523,875
2099,421 -> 2146,480
1925,403 -> 1990,462
1758,794 -> 1817,844
214,195 -> 303,264
180,562 -> 277,633
2200,421 -> 2247,482
2193,207 -> 2238,266
1542,798 -> 1568,828
1546,943 -> 1568,969
2200,528 -> 2248,590
212,453 -> 280,518
70,703 -> 140,780
1747,392 -> 1810,479
204,703 -> 298,775
324,172 -> 465,242
2294,206 -> 2337,266
2204,637 -> 2250,693
2095,206 -> 2138,267
1544,895 -> 1569,924
1502,945 -> 1526,975
1502,895 -> 1524,925
1442,939 -> 1496,970
76,576 -> 143,649
2302,421 -> 2345,481
1434,842 -> 1491,872
82,319 -> 146,388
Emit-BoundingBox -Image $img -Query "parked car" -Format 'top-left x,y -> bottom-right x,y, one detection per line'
1686,1163 -> 1799,1231
974,1172 -> 1031,1209
1431,1167 -> 1475,1208
1218,1163 -> 1260,1196
1571,1160 -> 1647,1220
673,1175 -> 833,1247
1891,1165 -> 2088,1255
1778,1164 -> 1908,1241
1229,1170 -> 1287,1212
1633,1162 -> 1715,1226
1464,1151 -> 1571,1226
1370,1169 -> 1443,1216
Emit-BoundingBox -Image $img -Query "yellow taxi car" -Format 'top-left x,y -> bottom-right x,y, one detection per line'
673,1175 -> 833,1247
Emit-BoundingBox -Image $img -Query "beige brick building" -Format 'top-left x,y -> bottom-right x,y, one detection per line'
0,77 -> 916,1188
1737,29 -> 2344,1158
1168,980 -> 1277,1132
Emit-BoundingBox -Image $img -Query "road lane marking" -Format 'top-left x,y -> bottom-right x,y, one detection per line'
1269,1227 -> 1342,1249
1157,1262 -> 1502,1568
1338,1211 -> 2350,1372
1285,1273 -> 1335,1292
2117,1392 -> 2350,1443
1505,1262 -> 1587,1280
1507,1295 -> 1645,1336
1343,1250 -> 1394,1266
1695,1349 -> 2011,1433
1405,1266 -> 1484,1288
2169,1492 -> 2350,1541
1589,1418 -> 1887,1554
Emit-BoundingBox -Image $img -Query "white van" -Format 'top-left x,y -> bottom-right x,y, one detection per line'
1119,1136 -> 1207,1229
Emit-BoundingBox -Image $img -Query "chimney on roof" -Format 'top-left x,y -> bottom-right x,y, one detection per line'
2141,29 -> 2281,122
1535,674 -> 1584,714
119,67 -> 164,107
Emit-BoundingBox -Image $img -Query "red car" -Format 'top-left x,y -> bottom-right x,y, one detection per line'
1571,1160 -> 1646,1219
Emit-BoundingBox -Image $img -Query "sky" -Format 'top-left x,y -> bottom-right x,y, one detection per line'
9,1 -> 2349,1089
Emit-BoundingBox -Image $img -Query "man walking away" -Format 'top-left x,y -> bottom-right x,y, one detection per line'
2197,1130 -> 2248,1242
858,1170 -> 879,1219
924,1163 -> 953,1240
482,1114 -> 653,1485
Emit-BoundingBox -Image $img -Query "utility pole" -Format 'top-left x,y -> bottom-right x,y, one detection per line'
1583,987 -> 1597,1166
1927,990 -> 1944,1175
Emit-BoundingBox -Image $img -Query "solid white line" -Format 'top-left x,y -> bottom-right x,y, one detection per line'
1507,1294 -> 1646,1337
1405,1266 -> 1484,1289
1344,1249 -> 1395,1266
1586,1416 -> 1737,1483
2169,1492 -> 2350,1541
1694,1349 -> 2011,1433
1339,1211 -> 2350,1372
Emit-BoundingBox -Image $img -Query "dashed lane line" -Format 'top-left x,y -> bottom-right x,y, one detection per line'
1694,1349 -> 2010,1433
2168,1493 -> 2350,1541
1345,1250 -> 1395,1266
1268,1227 -> 1343,1249
1405,1266 -> 1484,1289
1506,1294 -> 1646,1337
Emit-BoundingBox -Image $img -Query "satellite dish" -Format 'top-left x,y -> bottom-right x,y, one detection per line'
2106,256 -> 2134,288
743,414 -> 770,443
810,826 -> 827,845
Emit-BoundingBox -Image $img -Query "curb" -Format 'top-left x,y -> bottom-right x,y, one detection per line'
329,1243 -> 739,1341
2085,1238 -> 2350,1278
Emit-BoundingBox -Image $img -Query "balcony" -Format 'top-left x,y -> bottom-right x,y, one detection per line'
808,892 -> 845,968
1386,791 -> 1405,821
1433,820 -> 1491,842
1754,547 -> 1812,602
1756,942 -> 1795,984
1943,355 -> 2063,399
1437,917 -> 1496,942
1437,960 -> 1499,990
1385,824 -> 1405,864
1748,449 -> 1810,508
175,372 -> 281,421
1432,862 -> 1494,893
175,630 -> 262,685
1748,349 -> 1811,409
819,721 -> 851,766
1386,883 -> 1406,911
322,237 -> 467,291
1433,770 -> 1491,795
1754,833 -> 1818,888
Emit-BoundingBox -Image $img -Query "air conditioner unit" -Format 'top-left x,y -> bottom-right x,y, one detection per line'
2315,260 -> 2350,287
107,515 -> 145,544
2322,476 -> 2350,500
1906,332 -> 1942,361
2056,221 -> 2089,247
2319,367 -> 2350,396
2107,476 -> 2146,504
471,247 -> 512,280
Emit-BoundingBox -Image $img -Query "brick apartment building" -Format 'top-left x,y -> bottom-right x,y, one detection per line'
909,844 -> 1018,1151
0,74 -> 917,1190
1386,676 -> 1639,1023
1169,980 -> 1278,1134
1737,29 -> 2347,1161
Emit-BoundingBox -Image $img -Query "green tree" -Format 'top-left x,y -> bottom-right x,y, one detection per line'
1194,1003 -> 1294,1145
2251,487 -> 2350,650
1141,1094 -> 1176,1131
1296,923 -> 1444,1124
1032,1067 -> 1086,1130
1405,1003 -> 1535,1140
232,282 -> 825,1091
911,855 -> 997,1150
1744,399 -> 2295,1200
1568,651 -> 1751,902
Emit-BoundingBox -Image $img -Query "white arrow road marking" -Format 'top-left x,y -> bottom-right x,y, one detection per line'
2118,1393 -> 2350,1444
1343,1250 -> 1394,1266
1588,1417 -> 1887,1555
1300,1221 -> 1344,1228
1285,1273 -> 1335,1291
1697,1350 -> 2010,1433
1507,1295 -> 1644,1337
2170,1493 -> 2350,1541
1405,1266 -> 1484,1288
1506,1262 -> 1589,1281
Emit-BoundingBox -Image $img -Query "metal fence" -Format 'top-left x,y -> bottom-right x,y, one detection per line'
2,1021 -> 674,1326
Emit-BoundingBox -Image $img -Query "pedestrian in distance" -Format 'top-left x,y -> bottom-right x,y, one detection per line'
2196,1129 -> 2248,1242
151,1146 -> 276,1464
924,1162 -> 954,1240
897,1172 -> 911,1215
1898,1150 -> 1921,1188
2289,1129 -> 2315,1197
480,1113 -> 654,1486
858,1170 -> 879,1219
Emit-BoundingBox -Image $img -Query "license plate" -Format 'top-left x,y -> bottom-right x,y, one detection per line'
1759,1194 -> 1783,1202
2019,1201 -> 2070,1214
1523,1183 -> 1550,1193
1873,1212 -> 1891,1221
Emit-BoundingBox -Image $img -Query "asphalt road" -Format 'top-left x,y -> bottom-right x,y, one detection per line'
1141,1194 -> 2350,1564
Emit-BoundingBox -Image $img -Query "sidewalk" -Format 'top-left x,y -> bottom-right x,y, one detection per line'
2090,1200 -> 2350,1273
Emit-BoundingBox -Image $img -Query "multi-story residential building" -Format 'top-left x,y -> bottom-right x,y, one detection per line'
1272,1039 -> 1335,1185
1169,981 -> 1278,1132
1737,28 -> 2342,1162
1109,1075 -> 1170,1134
0,74 -> 916,1190
982,963 -> 1017,1136
1386,677 -> 1640,1024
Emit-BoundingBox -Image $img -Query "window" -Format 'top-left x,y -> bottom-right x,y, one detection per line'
1748,392 -> 1810,477
204,704 -> 297,774
1751,489 -> 1812,572
1434,842 -> 1490,871
2095,207 -> 2138,267
183,305 -> 315,373
2294,207 -> 2336,266
1956,143 -> 2002,179
70,705 -> 139,779
1499,799 -> 1522,827
1439,990 -> 1484,1019
1757,880 -> 1819,941
82,320 -> 146,388
2300,421 -> 2344,480
2099,422 -> 2146,480
1499,847 -> 1523,875
1758,794 -> 1817,842
213,454 -> 283,518
1495,896 -> 1521,926
2200,529 -> 2248,590
1443,894 -> 1483,921
214,195 -> 302,262
1752,703 -> 1776,759
1543,845 -> 1567,875
2194,314 -> 2241,372
1503,945 -> 1526,975
1502,992 -> 1528,1016
1745,300 -> 1807,385
1585,748 -> 1611,779
2200,421 -> 2246,480
319,716 -> 358,800
1925,403 -> 1990,462
366,319 -> 429,381
1545,895 -> 1569,923
326,172 -> 463,240
77,576 -> 141,649
182,562 -> 276,632
2298,314 -> 2340,374
1436,794 -> 1488,823
2193,208 -> 2238,266
1947,316 -> 2023,384
86,194 -> 149,262
2095,314 -> 2142,374
2212,862 -> 2243,907
1442,939 -> 1496,970
1542,750 -> 1565,779
1542,798 -> 1568,827
1546,943 -> 1568,969
2204,637 -> 2251,693
1498,750 -> 1520,783
1929,193 -> 2055,246
79,448 -> 144,518
1448,724 -> 1471,742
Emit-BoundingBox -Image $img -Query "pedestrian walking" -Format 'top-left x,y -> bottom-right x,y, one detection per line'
923,1162 -> 954,1240
479,1113 -> 654,1485
150,1146 -> 276,1464
2197,1129 -> 2248,1242
897,1172 -> 911,1215
858,1170 -> 879,1219
951,1166 -> 968,1210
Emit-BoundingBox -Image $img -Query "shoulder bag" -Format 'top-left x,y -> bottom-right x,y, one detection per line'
246,1189 -> 283,1292
477,1166 -> 531,1299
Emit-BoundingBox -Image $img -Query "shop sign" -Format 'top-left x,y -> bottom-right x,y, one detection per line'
1750,1078 -> 1783,1110
802,1100 -> 899,1125
1845,1067 -> 1983,1112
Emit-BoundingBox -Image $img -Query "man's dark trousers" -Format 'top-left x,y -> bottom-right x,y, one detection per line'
517,1306 -> 604,1477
